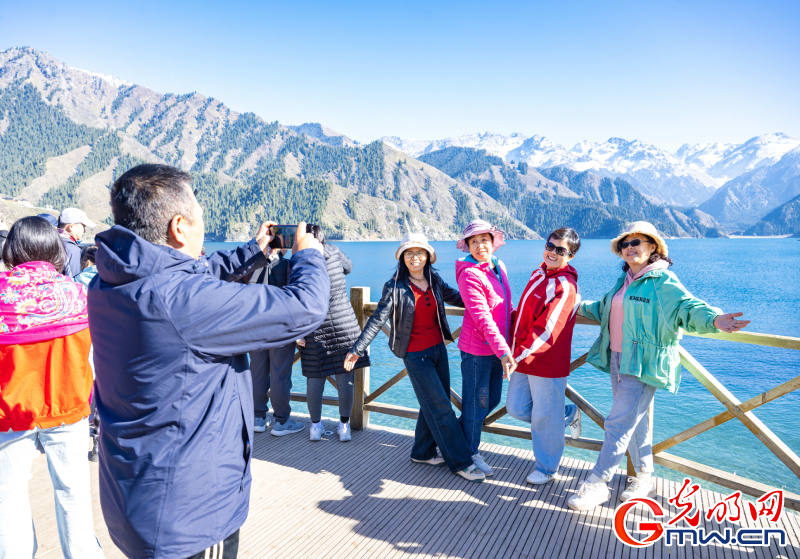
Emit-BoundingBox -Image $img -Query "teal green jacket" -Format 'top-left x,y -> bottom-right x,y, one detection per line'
579,268 -> 721,394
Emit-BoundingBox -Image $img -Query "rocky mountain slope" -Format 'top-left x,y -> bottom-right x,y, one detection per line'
2,46 -> 779,241
418,148 -> 724,239
743,194 -> 800,236
698,147 -> 800,230
0,47 -> 533,241
386,132 -> 800,213
677,133 -> 800,183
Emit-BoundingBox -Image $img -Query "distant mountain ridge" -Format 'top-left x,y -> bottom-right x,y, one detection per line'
380,132 -> 528,160
677,133 -> 800,183
698,147 -> 800,230
384,131 -> 800,210
417,147 -> 725,239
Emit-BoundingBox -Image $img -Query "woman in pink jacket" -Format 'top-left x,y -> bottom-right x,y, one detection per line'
455,220 -> 516,476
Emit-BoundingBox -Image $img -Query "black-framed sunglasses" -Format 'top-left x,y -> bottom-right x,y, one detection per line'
545,242 -> 572,257
618,238 -> 652,250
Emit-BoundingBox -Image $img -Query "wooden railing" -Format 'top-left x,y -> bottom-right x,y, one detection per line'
288,286 -> 800,512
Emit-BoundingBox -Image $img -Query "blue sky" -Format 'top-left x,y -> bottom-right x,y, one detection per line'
1,0 -> 798,151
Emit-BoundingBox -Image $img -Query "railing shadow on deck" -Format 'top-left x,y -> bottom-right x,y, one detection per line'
283,286 -> 800,513
249,422 -> 798,559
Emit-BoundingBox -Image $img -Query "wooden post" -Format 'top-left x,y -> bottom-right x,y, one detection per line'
350,287 -> 370,430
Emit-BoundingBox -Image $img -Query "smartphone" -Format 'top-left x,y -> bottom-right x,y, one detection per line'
268,225 -> 297,250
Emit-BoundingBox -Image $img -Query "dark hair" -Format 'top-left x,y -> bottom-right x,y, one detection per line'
466,232 -> 493,247
620,234 -> 673,272
81,245 -> 98,269
548,227 -> 581,256
2,216 -> 66,272
110,164 -> 195,244
396,249 -> 436,283
309,224 -> 325,245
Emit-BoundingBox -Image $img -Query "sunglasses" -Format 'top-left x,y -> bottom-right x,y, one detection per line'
545,242 -> 572,257
618,239 -> 652,250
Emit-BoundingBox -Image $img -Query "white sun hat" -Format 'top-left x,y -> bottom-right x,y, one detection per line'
59,208 -> 97,228
395,233 -> 436,264
456,219 -> 506,253
611,221 -> 668,257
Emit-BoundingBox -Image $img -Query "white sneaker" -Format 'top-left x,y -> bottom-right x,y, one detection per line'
309,421 -> 324,441
471,453 -> 494,477
254,416 -> 272,433
567,480 -> 611,511
337,422 -> 351,442
620,476 -> 657,502
569,412 -> 582,440
455,464 -> 486,482
526,470 -> 554,485
411,454 -> 446,467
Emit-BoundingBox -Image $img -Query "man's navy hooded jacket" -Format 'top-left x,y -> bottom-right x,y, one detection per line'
88,226 -> 330,559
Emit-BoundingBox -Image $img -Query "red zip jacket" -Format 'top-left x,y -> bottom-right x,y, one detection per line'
510,263 -> 580,378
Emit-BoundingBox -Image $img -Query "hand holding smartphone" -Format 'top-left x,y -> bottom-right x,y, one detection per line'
268,224 -> 299,250
266,223 -> 323,255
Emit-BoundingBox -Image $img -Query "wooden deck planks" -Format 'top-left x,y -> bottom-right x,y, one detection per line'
26,419 -> 800,559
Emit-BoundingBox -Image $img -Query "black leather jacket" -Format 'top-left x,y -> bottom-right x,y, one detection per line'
350,270 -> 463,359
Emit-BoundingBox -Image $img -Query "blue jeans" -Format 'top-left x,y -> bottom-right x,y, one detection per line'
459,351 -> 504,455
592,351 -> 657,481
506,372 -> 578,475
404,343 -> 473,472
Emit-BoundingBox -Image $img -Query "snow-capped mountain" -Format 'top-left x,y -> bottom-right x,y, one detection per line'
567,138 -> 722,205
677,133 -> 800,183
380,132 -> 527,160
504,135 -> 721,206
386,132 -> 727,206
675,142 -> 734,175
699,146 -> 800,229
505,135 -> 576,168
719,133 -> 800,175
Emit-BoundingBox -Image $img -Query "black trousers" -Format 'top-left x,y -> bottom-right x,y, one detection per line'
185,530 -> 239,559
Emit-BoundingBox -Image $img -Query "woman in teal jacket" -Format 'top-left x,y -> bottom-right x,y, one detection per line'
567,221 -> 750,512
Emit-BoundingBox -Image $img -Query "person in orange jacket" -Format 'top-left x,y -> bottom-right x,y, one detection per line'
0,216 -> 104,558
506,227 -> 583,486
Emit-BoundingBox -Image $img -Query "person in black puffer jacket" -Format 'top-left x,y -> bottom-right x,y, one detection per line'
300,226 -> 369,442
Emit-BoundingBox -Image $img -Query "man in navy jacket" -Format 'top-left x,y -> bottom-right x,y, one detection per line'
88,164 -> 330,559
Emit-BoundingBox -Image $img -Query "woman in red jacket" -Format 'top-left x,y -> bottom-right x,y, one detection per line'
0,216 -> 103,559
506,227 -> 583,485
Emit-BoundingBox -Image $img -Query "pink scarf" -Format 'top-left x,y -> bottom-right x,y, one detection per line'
0,261 -> 89,345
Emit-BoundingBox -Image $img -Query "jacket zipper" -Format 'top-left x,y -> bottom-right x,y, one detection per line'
629,341 -> 639,374
428,271 -> 447,342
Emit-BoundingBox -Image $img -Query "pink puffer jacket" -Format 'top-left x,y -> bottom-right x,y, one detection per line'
456,256 -> 513,358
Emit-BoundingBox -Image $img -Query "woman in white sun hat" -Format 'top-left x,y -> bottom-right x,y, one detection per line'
568,221 -> 750,512
344,233 -> 486,482
455,219 -> 516,477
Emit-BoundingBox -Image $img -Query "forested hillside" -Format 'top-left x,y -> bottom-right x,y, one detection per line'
743,194 -> 800,236
0,47 -> 727,241
0,47 -> 534,241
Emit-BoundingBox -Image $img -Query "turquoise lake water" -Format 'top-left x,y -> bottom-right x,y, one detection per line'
205,238 -> 800,494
